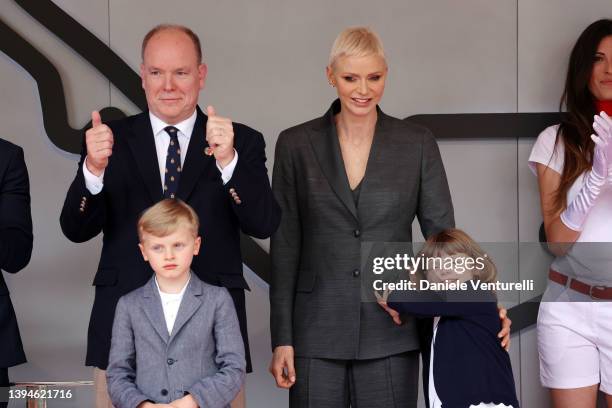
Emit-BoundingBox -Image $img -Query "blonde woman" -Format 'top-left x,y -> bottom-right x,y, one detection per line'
270,27 -> 460,407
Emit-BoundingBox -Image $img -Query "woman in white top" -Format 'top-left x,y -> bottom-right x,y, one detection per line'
528,19 -> 612,408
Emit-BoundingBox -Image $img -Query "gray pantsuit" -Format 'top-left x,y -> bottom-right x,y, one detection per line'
270,100 -> 455,407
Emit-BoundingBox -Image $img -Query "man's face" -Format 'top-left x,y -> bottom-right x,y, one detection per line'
140,29 -> 207,124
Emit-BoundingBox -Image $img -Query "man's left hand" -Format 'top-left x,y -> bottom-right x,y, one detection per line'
497,305 -> 512,351
206,105 -> 235,168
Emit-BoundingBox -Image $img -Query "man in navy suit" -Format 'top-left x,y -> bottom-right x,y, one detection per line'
60,24 -> 280,407
0,138 -> 32,408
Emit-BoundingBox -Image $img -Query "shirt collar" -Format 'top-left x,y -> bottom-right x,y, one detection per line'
154,272 -> 191,298
149,109 -> 197,140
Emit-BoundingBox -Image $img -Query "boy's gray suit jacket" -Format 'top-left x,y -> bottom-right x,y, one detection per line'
106,274 -> 245,408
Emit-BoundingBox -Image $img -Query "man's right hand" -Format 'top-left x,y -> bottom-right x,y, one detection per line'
85,110 -> 114,176
269,345 -> 296,389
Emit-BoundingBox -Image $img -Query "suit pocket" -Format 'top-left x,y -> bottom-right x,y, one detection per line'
92,267 -> 118,286
296,269 -> 316,293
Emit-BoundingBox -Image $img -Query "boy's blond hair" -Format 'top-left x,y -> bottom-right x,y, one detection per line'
419,228 -> 497,283
328,26 -> 386,68
137,199 -> 199,241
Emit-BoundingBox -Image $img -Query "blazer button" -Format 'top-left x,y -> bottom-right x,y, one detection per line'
167,358 -> 175,365
353,229 -> 361,238
353,269 -> 360,277
161,389 -> 168,396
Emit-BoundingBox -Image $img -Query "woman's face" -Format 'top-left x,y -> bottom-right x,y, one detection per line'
589,35 -> 612,101
327,54 -> 387,118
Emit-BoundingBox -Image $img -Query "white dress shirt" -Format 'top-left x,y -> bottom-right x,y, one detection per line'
83,110 -> 238,194
154,274 -> 191,335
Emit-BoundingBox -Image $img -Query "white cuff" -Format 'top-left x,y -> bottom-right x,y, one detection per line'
216,149 -> 238,185
83,157 -> 104,195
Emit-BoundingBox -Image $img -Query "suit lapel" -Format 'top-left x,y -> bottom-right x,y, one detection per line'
168,276 -> 203,344
177,106 -> 217,200
308,101 -> 358,221
141,278 -> 170,345
357,109 -> 392,200
127,113 -> 163,202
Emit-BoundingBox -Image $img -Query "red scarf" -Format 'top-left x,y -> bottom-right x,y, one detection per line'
595,100 -> 612,116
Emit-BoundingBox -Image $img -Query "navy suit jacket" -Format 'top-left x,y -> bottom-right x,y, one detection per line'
388,285 -> 519,408
0,138 -> 32,368
60,106 -> 280,368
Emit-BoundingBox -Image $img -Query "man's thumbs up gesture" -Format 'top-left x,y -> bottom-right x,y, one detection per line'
85,110 -> 114,176
205,105 -> 235,168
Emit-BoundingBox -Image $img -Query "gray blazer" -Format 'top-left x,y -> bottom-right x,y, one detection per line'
270,100 -> 454,360
106,274 -> 245,408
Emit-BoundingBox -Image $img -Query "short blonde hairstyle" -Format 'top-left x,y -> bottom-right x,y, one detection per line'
419,228 -> 497,283
328,27 -> 386,68
137,199 -> 199,241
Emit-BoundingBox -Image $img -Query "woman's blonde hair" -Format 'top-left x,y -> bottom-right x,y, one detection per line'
137,199 -> 199,241
328,26 -> 386,68
418,228 -> 497,283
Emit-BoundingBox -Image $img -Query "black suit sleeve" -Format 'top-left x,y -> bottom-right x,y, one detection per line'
417,130 -> 455,238
59,136 -> 106,243
0,145 -> 33,273
269,131 -> 300,349
225,125 -> 281,239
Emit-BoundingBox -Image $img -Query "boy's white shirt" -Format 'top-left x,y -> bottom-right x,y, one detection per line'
154,273 -> 191,335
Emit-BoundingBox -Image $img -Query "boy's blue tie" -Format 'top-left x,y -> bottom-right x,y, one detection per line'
163,126 -> 181,199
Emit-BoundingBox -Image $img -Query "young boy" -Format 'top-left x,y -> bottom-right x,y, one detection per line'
106,199 -> 245,408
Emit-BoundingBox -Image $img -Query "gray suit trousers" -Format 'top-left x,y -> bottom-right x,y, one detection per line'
289,351 -> 419,408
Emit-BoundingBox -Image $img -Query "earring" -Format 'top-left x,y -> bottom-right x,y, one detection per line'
329,81 -> 335,87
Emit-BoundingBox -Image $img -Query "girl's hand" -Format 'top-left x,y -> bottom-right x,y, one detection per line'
375,289 -> 402,325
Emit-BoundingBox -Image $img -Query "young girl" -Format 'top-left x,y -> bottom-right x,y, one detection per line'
384,228 -> 519,408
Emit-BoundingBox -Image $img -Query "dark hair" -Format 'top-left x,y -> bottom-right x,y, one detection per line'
553,19 -> 612,213
141,24 -> 203,63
